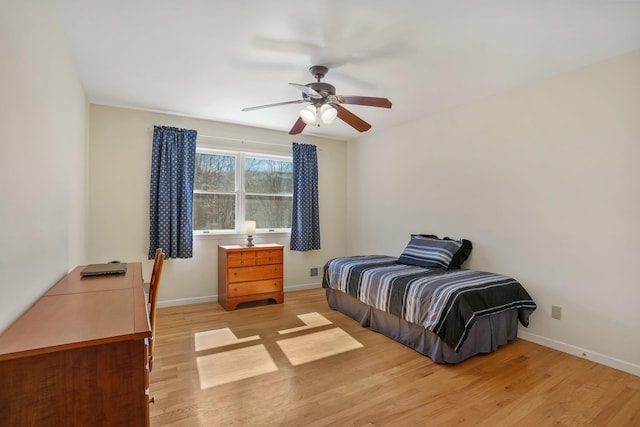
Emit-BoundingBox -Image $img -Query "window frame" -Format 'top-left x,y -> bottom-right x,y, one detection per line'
193,146 -> 293,236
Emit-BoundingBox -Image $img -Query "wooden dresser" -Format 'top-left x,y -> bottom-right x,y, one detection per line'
0,263 -> 152,426
218,244 -> 284,310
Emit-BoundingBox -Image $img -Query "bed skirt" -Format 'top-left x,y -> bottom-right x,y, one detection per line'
325,288 -> 519,364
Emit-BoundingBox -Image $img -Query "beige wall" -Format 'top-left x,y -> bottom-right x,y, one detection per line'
89,105 -> 347,305
0,0 -> 89,331
347,50 -> 640,373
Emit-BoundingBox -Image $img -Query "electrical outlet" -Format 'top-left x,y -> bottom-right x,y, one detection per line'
551,305 -> 562,320
310,267 -> 319,277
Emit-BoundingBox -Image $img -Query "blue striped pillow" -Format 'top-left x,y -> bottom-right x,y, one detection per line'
398,235 -> 464,269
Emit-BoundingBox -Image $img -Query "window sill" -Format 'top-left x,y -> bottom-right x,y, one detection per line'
194,231 -> 291,240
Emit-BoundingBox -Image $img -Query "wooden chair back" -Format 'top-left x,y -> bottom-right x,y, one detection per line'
148,248 -> 163,304
148,248 -> 165,371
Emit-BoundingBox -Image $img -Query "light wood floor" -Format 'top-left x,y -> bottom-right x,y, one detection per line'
149,288 -> 640,426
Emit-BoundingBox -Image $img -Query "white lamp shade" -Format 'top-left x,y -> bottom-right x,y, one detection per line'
300,105 -> 317,125
320,104 -> 337,124
244,220 -> 256,235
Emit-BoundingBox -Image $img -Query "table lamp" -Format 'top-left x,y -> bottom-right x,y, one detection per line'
245,220 -> 256,247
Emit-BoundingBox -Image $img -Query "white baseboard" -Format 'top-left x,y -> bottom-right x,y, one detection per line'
157,295 -> 217,308
156,283 -> 323,309
518,330 -> 640,377
284,282 -> 323,292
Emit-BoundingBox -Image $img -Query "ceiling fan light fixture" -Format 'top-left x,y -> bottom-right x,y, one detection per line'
300,105 -> 317,125
320,104 -> 337,124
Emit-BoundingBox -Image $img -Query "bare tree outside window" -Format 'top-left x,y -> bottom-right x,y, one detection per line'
193,150 -> 293,232
193,153 -> 236,230
245,157 -> 293,230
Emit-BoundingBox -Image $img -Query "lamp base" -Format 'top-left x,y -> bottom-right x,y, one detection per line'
246,235 -> 254,247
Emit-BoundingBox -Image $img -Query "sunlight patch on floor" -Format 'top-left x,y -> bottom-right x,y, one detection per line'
196,344 -> 277,389
194,327 -> 259,351
276,328 -> 363,366
193,313 -> 363,387
278,312 -> 333,335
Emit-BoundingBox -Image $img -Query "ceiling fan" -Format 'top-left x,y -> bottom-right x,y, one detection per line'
242,65 -> 392,135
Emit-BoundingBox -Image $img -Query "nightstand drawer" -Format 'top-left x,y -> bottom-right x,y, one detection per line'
228,264 -> 283,283
228,278 -> 283,297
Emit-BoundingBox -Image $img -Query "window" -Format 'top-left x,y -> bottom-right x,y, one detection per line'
193,151 -> 236,231
193,148 -> 293,233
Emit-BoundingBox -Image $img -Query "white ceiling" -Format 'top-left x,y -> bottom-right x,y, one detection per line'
51,0 -> 640,141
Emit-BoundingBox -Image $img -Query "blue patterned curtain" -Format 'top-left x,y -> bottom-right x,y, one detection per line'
290,143 -> 321,251
148,126 -> 197,259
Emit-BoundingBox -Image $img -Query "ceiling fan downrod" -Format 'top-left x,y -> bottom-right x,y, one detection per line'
309,65 -> 328,82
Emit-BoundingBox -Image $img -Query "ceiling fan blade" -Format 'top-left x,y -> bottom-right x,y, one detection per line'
289,83 -> 322,99
289,117 -> 306,135
338,96 -> 392,108
242,99 -> 305,112
334,104 -> 371,132
252,36 -> 321,55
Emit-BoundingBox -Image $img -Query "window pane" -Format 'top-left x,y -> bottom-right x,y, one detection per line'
194,153 -> 236,192
245,157 -> 293,194
246,195 -> 292,229
193,193 -> 236,230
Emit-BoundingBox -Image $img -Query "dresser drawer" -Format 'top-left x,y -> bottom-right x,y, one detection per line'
227,251 -> 257,267
228,278 -> 283,297
256,249 -> 283,265
228,264 -> 283,283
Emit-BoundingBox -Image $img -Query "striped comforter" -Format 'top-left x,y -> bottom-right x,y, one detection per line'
322,255 -> 537,352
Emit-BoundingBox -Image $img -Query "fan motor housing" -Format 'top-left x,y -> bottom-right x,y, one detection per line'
306,82 -> 335,99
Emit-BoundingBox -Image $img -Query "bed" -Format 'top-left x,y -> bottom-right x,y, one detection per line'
322,235 -> 537,364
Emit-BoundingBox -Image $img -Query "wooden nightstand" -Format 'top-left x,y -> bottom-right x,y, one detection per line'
217,244 -> 284,311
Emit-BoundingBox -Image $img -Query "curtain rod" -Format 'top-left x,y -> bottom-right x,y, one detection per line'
147,128 -> 322,150
198,133 -> 292,148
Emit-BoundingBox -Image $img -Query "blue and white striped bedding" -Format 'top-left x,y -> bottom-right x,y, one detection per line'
323,255 -> 537,352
